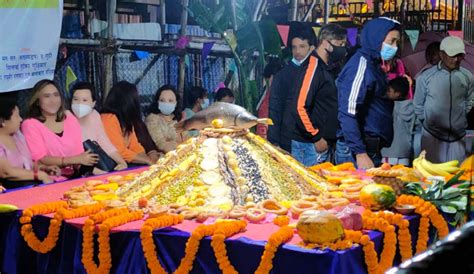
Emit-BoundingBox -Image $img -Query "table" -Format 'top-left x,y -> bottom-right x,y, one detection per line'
0,169 -> 421,274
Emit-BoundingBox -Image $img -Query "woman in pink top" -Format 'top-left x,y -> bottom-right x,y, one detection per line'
0,93 -> 57,189
70,82 -> 127,172
21,80 -> 99,178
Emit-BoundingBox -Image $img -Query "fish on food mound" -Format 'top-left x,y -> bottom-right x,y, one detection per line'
176,102 -> 272,130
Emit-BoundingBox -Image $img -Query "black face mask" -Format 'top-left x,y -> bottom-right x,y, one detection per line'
326,41 -> 347,64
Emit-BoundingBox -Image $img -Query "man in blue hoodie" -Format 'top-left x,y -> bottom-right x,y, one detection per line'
336,17 -> 402,169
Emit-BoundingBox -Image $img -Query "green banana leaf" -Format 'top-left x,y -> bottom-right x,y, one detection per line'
187,0 -> 225,33
444,170 -> 465,189
258,19 -> 283,56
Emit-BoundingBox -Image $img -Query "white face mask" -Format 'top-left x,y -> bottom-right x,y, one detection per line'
71,103 -> 93,118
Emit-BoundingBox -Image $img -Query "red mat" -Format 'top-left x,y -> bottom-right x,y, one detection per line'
0,168 -> 305,245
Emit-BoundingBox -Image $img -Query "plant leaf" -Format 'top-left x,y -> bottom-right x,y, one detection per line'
440,205 -> 457,214
444,170 -> 465,189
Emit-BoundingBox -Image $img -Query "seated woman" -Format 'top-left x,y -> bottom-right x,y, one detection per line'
145,85 -> 185,153
21,79 -> 99,179
183,86 -> 209,119
70,82 -> 127,172
214,87 -> 235,103
0,93 -> 56,188
101,81 -> 154,165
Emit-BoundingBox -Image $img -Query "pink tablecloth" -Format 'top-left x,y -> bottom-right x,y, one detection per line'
0,169 -> 305,245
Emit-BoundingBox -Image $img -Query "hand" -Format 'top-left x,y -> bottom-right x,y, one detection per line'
356,153 -> 375,169
0,185 -> 5,192
314,138 -> 328,152
147,150 -> 161,164
78,150 -> 99,166
41,165 -> 61,176
38,171 -> 53,184
114,163 -> 128,171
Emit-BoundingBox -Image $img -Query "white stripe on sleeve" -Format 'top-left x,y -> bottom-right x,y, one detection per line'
347,57 -> 367,115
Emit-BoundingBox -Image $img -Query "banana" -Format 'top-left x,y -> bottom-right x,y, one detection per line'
413,157 -> 434,178
0,204 -> 18,213
431,160 -> 459,168
420,157 -> 451,176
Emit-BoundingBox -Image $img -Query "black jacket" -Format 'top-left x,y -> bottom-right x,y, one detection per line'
280,55 -> 340,144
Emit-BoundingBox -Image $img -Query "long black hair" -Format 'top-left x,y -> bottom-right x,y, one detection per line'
0,92 -> 18,125
185,86 -> 207,108
148,85 -> 183,121
102,81 -> 141,135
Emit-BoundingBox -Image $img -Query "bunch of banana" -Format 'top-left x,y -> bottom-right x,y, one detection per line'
413,151 -> 460,178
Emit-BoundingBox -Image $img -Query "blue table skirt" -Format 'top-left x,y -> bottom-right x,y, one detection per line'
0,212 -> 423,274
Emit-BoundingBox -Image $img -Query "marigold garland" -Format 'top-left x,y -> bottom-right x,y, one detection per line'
397,195 -> 449,254
362,211 -> 397,273
20,201 -> 104,254
211,220 -> 247,274
140,214 -> 184,274
82,209 -> 143,274
255,225 -> 294,274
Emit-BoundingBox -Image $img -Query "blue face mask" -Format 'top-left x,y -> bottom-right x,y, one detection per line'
158,102 -> 176,115
291,51 -> 312,66
200,98 -> 210,109
380,42 -> 398,61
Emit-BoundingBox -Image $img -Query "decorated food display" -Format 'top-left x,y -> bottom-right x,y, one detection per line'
4,107 -> 473,274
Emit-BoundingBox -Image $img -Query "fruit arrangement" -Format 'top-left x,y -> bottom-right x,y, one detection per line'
359,184 -> 396,210
413,151 -> 461,180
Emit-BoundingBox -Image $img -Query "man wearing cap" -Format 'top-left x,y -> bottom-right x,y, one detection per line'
414,36 -> 474,163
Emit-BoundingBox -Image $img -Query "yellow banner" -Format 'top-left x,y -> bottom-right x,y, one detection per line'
0,0 -> 58,8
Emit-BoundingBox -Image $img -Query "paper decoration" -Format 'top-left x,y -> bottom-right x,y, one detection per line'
448,30 -> 464,40
214,82 -> 226,93
134,50 -> 149,60
366,0 -> 373,9
361,4 -> 368,13
184,55 -> 191,68
430,0 -> 436,10
65,66 -> 77,93
276,25 -> 290,47
201,42 -> 215,63
312,27 -> 321,37
405,30 -> 420,51
176,36 -> 191,49
347,28 -> 358,47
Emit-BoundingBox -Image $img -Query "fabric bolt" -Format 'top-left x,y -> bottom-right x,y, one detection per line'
0,132 -> 33,170
76,109 -> 118,155
100,113 -> 145,162
21,112 -> 84,161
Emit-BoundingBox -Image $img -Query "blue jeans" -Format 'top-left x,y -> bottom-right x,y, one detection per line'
291,140 -> 318,167
335,139 -> 382,167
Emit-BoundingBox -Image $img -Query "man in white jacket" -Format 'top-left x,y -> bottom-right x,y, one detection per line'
414,36 -> 474,163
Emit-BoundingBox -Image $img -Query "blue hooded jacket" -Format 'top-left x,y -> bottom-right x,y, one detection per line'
337,17 -> 400,155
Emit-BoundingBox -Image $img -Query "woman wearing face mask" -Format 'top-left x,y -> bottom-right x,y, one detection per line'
70,82 -> 128,172
21,79 -> 99,178
145,85 -> 184,153
183,86 -> 209,120
0,93 -> 57,188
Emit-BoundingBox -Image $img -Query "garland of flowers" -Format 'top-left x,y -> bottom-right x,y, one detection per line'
363,210 -> 413,262
273,215 -> 290,227
20,201 -> 104,254
20,201 -> 67,253
82,209 -> 143,274
362,211 -> 397,273
397,195 -> 449,254
141,214 -> 184,274
174,223 -> 225,274
255,225 -> 294,274
211,220 -> 247,274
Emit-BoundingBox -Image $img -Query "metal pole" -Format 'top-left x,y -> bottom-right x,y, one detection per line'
178,0 -> 189,99
253,0 -> 264,21
324,0 -> 330,24
160,0 -> 166,30
84,0 -> 91,37
303,0 -> 317,22
289,0 -> 298,21
231,0 -> 238,29
104,0 -> 116,101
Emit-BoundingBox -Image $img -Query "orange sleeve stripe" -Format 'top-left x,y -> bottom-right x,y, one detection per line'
297,56 -> 319,136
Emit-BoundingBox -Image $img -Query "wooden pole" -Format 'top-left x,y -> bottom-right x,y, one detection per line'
178,0 -> 189,99
103,0 -> 116,101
